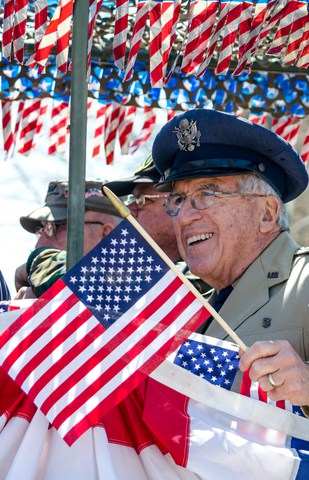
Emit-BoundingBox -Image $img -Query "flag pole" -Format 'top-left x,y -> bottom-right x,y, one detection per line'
103,187 -> 247,351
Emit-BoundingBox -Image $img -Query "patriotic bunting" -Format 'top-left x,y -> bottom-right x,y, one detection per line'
1,98 -> 309,166
2,0 -> 309,84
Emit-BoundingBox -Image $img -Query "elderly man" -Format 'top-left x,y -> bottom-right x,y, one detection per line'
15,179 -> 122,298
152,108 -> 309,409
104,155 -> 210,294
104,155 -> 179,262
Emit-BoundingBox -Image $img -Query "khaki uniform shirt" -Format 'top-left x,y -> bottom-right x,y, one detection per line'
197,232 -> 309,395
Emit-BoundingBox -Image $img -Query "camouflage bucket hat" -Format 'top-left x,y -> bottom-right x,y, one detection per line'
20,179 -> 122,234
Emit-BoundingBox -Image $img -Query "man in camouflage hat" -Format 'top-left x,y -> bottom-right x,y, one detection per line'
15,179 -> 123,298
152,108 -> 309,410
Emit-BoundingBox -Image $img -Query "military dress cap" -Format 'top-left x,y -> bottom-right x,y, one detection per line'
20,179 -> 122,234
152,109 -> 309,203
103,154 -> 161,196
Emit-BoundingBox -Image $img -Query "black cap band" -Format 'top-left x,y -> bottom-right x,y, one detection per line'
159,144 -> 286,197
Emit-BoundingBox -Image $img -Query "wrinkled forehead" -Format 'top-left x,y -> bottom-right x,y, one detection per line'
171,175 -> 239,194
132,183 -> 156,195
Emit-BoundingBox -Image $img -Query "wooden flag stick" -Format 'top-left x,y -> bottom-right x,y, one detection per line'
103,187 -> 247,351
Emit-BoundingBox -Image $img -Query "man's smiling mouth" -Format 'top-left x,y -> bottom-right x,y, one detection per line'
187,233 -> 214,246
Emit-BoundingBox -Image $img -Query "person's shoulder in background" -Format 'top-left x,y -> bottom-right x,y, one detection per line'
15,247 -> 66,299
0,269 -> 10,301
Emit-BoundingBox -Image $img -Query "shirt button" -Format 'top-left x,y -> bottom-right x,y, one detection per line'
262,317 -> 272,328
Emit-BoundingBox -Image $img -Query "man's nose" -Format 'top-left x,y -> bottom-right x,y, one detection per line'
177,197 -> 202,222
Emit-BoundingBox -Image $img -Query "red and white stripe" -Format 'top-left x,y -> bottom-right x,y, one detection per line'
113,0 -> 130,70
92,103 -> 107,161
26,2 -> 61,72
294,5 -> 309,68
31,98 -> 49,150
0,264 -> 207,444
181,0 -> 218,75
12,99 -> 25,150
149,0 -> 181,87
248,111 -> 268,126
48,101 -> 70,155
249,1 -> 290,68
149,2 -> 163,87
118,105 -> 137,155
1,101 -> 14,159
124,1 -> 150,82
197,1 -> 233,77
34,0 -> 48,45
267,0 -> 304,57
282,3 -> 309,66
300,132 -> 309,163
235,1 -> 254,66
215,1 -> 243,75
167,110 -> 176,121
129,108 -> 156,154
240,370 -> 293,412
278,119 -> 301,147
271,115 -> 293,138
295,13 -> 309,68
13,0 -> 28,63
2,0 -> 15,61
17,99 -> 42,155
233,1 -> 276,76
86,0 -> 103,75
104,103 -> 122,164
55,0 -> 74,72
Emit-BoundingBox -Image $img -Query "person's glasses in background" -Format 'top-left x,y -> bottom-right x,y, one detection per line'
125,193 -> 168,210
35,220 -> 104,237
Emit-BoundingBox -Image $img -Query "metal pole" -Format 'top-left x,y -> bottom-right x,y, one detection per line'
67,0 -> 89,270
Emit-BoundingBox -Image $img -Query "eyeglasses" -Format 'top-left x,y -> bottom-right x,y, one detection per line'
35,221 -> 67,237
35,220 -> 104,237
125,193 -> 168,210
165,189 -> 268,217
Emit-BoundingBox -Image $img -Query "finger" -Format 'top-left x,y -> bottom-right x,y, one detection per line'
239,340 -> 283,371
268,373 -> 277,389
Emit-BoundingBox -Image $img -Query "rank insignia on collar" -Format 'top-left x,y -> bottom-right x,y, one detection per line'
173,119 -> 201,152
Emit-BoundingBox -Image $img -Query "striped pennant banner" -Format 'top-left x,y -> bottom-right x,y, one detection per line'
129,107 -> 156,154
104,102 -> 122,164
113,0 -> 130,70
118,105 -> 137,155
181,0 -> 218,75
17,99 -> 42,155
92,102 -> 107,161
13,0 -> 28,63
1,101 -> 15,159
48,100 -> 70,155
2,0 -> 15,61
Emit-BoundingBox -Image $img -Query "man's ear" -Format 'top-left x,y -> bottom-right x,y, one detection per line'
101,223 -> 115,239
260,196 -> 280,233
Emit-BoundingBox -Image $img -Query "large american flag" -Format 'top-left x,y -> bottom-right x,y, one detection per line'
0,219 -> 210,445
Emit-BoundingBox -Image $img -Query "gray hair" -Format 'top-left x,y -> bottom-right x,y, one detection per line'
236,174 -> 289,231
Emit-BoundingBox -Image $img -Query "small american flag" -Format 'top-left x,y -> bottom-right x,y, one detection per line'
173,333 -> 302,416
0,219 -> 210,446
173,334 -> 240,389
